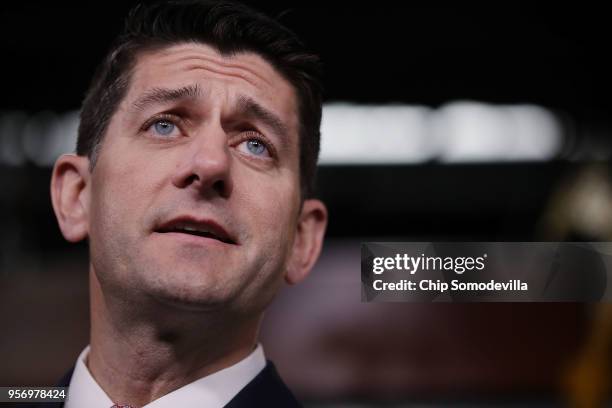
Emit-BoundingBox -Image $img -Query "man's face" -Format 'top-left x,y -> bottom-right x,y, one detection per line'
86,43 -> 303,313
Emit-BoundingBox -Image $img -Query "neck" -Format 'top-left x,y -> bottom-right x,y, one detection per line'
87,269 -> 260,407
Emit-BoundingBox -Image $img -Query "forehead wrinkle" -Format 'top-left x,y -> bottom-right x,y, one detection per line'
130,83 -> 204,112
167,51 -> 276,88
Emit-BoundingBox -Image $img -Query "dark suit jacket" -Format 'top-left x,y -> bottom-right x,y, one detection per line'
27,361 -> 302,408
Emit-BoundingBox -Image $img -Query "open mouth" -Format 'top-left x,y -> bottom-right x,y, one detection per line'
156,219 -> 237,245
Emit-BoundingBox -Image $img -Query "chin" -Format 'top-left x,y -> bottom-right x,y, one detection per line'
144,278 -> 237,312
149,288 -> 230,312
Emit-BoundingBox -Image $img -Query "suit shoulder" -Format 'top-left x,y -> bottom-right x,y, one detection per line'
225,361 -> 302,408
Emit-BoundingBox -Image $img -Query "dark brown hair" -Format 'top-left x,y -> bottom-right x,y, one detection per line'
77,0 -> 322,198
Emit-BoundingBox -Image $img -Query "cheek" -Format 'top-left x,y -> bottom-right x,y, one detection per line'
88,171 -> 134,252
89,146 -> 164,236
234,168 -> 300,250
239,168 -> 299,225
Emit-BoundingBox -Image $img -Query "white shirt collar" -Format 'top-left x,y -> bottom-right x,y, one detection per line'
65,344 -> 266,408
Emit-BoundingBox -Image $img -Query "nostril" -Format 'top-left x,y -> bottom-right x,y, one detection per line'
212,179 -> 227,196
185,174 -> 199,186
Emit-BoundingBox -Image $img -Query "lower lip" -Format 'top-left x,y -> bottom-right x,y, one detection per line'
153,231 -> 236,247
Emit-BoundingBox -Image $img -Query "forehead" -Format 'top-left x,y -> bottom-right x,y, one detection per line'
124,42 -> 298,125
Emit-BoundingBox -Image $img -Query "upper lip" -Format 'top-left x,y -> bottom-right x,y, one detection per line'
155,216 -> 238,245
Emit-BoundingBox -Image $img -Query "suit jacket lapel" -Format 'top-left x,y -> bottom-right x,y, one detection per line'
224,361 -> 302,408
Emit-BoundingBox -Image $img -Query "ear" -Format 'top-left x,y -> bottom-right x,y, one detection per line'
50,154 -> 91,242
285,199 -> 328,285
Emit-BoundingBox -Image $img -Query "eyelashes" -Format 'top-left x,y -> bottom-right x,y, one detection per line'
140,113 -> 278,160
141,113 -> 182,137
233,131 -> 274,159
141,113 -> 183,136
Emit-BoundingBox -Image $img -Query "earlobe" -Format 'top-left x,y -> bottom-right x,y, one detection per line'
285,199 -> 328,285
50,154 -> 91,242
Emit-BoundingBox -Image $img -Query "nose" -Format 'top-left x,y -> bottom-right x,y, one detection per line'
171,122 -> 233,198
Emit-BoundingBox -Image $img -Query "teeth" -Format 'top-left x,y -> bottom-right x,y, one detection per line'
173,223 -> 218,237
160,221 -> 232,243
176,224 -> 209,234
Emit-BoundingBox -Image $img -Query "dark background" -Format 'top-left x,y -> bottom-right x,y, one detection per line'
3,2 -> 612,240
1,2 -> 611,406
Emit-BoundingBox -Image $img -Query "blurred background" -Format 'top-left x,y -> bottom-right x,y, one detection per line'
1,2 -> 611,407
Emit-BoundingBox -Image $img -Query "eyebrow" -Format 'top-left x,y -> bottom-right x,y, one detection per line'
131,84 -> 202,112
130,84 -> 289,138
236,95 -> 289,139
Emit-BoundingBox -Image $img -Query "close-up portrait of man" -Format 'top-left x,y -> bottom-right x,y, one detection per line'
4,1 -> 612,407
45,0 -> 328,406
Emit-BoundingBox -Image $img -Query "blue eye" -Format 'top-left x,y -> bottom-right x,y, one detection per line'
152,120 -> 175,136
246,139 -> 267,156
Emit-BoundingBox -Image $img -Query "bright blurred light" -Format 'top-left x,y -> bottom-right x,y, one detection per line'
432,101 -> 562,163
47,111 -> 79,164
0,110 -> 79,167
22,110 -> 79,167
0,102 -> 564,167
320,103 -> 433,164
320,101 -> 563,164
